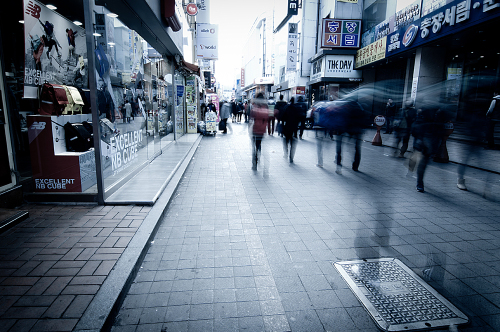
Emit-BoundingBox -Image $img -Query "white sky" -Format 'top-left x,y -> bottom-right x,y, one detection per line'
209,0 -> 284,88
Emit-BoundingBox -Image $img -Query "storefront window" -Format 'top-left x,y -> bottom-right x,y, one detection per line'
174,72 -> 185,138
92,5 -> 175,198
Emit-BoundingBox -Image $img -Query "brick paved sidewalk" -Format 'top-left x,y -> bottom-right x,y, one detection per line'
109,123 -> 500,331
0,205 -> 150,332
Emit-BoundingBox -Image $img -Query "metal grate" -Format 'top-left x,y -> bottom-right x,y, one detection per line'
334,258 -> 468,331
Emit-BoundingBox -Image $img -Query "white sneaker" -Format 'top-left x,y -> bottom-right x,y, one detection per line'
457,179 -> 467,191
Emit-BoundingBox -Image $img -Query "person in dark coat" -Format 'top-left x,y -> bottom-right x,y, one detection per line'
385,98 -> 397,134
335,99 -> 365,174
296,96 -> 308,139
282,97 -> 301,163
275,95 -> 288,137
393,100 -> 416,158
411,102 -> 440,192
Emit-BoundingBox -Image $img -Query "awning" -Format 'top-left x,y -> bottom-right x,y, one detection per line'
181,60 -> 200,76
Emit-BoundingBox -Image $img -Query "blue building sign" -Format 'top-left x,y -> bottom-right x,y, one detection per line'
385,0 -> 500,56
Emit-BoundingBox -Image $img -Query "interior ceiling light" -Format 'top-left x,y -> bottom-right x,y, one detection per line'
46,4 -> 57,10
73,21 -> 83,26
108,42 -> 115,46
106,13 -> 118,18
19,20 -> 24,24
480,56 -> 484,58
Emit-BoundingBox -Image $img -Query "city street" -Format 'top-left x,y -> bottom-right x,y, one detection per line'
110,121 -> 500,331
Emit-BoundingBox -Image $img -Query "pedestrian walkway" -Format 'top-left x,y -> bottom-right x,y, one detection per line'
0,134 -> 201,332
109,123 -> 500,331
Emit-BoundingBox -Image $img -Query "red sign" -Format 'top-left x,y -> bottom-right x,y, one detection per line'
186,3 -> 198,16
294,86 -> 305,95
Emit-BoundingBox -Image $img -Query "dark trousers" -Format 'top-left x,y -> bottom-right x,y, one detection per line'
268,117 -> 275,135
252,136 -> 263,165
299,116 -> 306,138
283,135 -> 296,161
336,132 -> 361,169
394,129 -> 411,155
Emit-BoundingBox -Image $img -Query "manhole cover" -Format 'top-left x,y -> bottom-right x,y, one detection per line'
334,258 -> 468,331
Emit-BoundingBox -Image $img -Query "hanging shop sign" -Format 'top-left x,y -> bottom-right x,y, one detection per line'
186,3 -> 198,16
23,0 -> 87,99
287,23 -> 298,72
241,68 -> 245,87
321,19 -> 361,49
196,23 -> 218,60
385,0 -> 500,57
288,0 -> 299,15
310,55 -> 362,81
355,36 -> 387,68
196,0 -> 210,23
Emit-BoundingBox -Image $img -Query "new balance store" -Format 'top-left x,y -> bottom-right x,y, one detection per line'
355,0 -> 500,121
307,51 -> 363,105
0,0 -> 190,205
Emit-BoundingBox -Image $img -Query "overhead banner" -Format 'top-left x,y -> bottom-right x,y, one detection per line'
196,23 -> 218,60
23,0 -> 87,98
321,19 -> 361,49
286,23 -> 298,72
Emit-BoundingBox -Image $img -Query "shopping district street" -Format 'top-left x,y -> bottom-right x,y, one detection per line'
1,123 -> 500,332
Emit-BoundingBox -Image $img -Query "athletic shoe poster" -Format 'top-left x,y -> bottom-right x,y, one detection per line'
23,0 -> 87,99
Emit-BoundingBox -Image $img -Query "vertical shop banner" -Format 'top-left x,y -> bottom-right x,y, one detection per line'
23,0 -> 87,98
196,23 -> 218,60
287,23 -> 298,72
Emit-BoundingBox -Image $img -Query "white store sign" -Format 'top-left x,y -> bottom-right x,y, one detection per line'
310,55 -> 362,80
196,23 -> 218,60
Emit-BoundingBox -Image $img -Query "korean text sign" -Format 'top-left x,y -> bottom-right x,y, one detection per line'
321,19 -> 361,49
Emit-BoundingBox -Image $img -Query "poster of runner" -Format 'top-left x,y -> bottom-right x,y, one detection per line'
23,0 -> 87,99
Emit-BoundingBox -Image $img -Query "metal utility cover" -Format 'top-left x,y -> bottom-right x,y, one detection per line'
334,258 -> 468,331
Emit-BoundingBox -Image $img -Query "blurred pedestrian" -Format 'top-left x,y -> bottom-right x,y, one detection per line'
296,96 -> 308,139
393,100 -> 416,158
282,97 -> 301,163
335,98 -> 365,174
237,101 -> 244,122
220,101 -> 232,134
457,109 -> 485,191
245,100 -> 250,123
411,103 -> 440,192
275,95 -> 287,137
385,98 -> 397,134
230,100 -> 238,122
250,93 -> 269,170
268,97 -> 276,135
125,99 -> 132,123
486,90 -> 500,149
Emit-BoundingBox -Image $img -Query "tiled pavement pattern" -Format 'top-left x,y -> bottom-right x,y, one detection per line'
0,205 -> 150,332
112,123 -> 500,331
